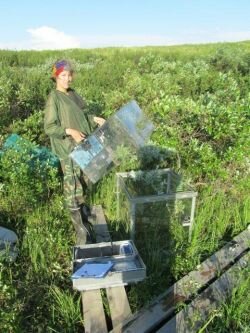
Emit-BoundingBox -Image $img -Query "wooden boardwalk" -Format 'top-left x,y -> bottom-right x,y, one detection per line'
81,205 -> 132,333
79,209 -> 249,333
116,226 -> 250,333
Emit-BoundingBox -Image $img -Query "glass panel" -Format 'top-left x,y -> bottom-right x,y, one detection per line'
70,100 -> 154,183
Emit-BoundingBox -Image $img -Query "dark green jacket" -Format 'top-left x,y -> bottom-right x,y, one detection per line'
44,89 -> 94,160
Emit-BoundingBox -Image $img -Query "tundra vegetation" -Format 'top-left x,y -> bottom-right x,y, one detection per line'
0,41 -> 249,332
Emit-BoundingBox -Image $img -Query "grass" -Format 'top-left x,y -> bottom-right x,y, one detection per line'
1,163 -> 249,332
2,175 -> 248,332
0,41 -> 249,331
199,272 -> 250,333
49,286 -> 83,333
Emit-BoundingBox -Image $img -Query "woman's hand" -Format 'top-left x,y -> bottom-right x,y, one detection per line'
65,128 -> 86,143
93,116 -> 106,127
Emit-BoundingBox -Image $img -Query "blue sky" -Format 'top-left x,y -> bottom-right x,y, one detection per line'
0,0 -> 249,50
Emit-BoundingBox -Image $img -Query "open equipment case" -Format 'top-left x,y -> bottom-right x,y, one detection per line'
72,240 -> 146,291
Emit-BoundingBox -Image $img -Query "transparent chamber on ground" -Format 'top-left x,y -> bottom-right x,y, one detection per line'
116,169 -> 198,241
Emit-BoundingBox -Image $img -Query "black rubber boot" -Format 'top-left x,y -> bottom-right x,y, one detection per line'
80,203 -> 91,221
69,207 -> 88,245
79,204 -> 96,243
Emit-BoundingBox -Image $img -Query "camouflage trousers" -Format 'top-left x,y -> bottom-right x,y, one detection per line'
60,158 -> 87,209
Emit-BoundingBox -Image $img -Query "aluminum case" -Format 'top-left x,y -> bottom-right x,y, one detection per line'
72,240 -> 146,291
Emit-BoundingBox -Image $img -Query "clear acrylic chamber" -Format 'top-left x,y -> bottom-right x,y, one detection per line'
116,169 -> 198,240
70,100 -> 154,183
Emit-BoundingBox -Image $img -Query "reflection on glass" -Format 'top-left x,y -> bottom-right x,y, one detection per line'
70,100 -> 154,183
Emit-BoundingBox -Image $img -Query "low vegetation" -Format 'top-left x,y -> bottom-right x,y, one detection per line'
0,41 -> 249,332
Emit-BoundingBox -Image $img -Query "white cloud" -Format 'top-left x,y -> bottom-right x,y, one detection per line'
27,26 -> 81,50
0,27 -> 249,50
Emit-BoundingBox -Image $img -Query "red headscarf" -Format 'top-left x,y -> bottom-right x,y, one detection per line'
52,60 -> 73,78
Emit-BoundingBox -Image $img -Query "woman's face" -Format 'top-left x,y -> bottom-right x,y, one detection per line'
56,70 -> 73,91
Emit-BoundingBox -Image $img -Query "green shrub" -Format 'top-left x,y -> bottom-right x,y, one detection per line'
0,141 -> 61,217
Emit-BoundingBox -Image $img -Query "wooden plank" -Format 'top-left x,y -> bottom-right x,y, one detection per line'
83,205 -> 132,332
106,286 -> 132,332
80,205 -> 110,333
120,227 -> 250,333
91,205 -> 111,242
82,289 -> 108,333
92,205 -> 132,331
156,252 -> 250,333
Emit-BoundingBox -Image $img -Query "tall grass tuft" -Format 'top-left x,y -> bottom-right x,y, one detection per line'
199,272 -> 250,333
49,286 -> 83,333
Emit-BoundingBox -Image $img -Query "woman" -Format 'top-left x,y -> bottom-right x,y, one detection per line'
44,60 -> 105,244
